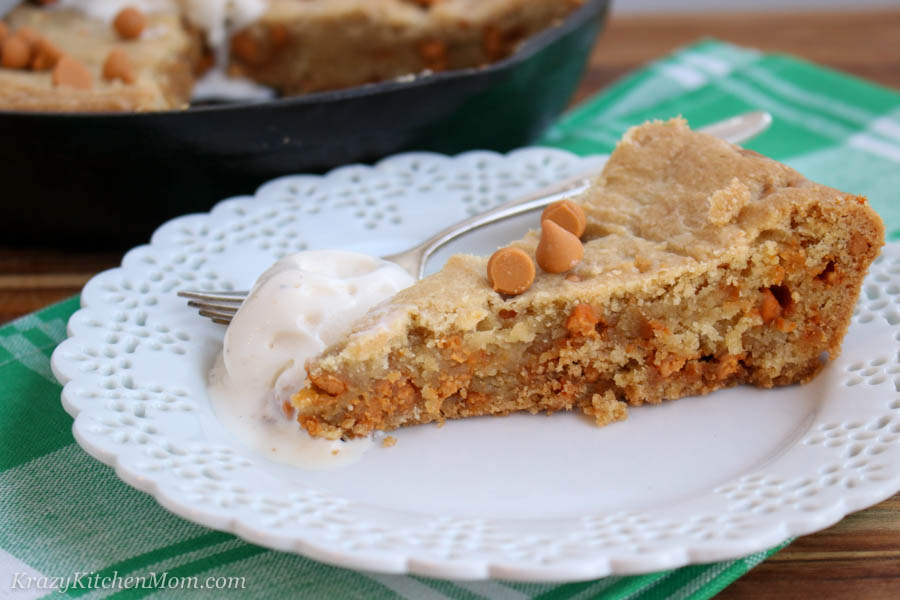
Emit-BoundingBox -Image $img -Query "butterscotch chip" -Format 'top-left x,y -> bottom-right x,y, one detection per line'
231,30 -> 261,65
1,35 -> 32,69
103,49 -> 136,84
30,37 -> 62,71
418,39 -> 447,71
483,25 -> 504,60
536,219 -> 583,273
759,288 -> 782,323
634,255 -> 652,273
487,247 -> 535,296
269,23 -> 289,48
565,303 -> 601,337
310,373 -> 346,396
52,56 -> 93,90
541,199 -> 586,237
195,49 -> 215,76
16,26 -> 39,46
114,7 -> 145,40
848,231 -> 870,256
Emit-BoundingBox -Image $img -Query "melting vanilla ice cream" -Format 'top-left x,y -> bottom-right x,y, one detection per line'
177,0 -> 275,102
208,251 -> 414,468
178,0 -> 265,47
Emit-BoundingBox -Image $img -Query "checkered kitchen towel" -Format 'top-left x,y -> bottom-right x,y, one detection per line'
3,40 -> 899,599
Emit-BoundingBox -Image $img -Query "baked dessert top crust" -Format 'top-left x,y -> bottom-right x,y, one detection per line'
1,0 -> 583,110
312,118 -> 884,369
0,5 -> 198,111
230,0 -> 583,94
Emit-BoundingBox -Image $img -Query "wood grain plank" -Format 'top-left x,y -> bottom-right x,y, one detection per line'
573,9 -> 900,107
0,248 -> 122,275
0,248 -> 120,324
718,492 -> 900,598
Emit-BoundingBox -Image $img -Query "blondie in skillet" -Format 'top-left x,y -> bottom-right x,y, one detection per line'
292,118 -> 885,440
0,0 -> 584,111
0,4 -> 200,111
229,0 -> 586,95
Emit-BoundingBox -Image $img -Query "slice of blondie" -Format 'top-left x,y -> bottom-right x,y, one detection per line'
292,118 -> 885,440
0,5 -> 200,112
227,0 -> 584,95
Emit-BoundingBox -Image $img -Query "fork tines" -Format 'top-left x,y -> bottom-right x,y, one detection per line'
177,290 -> 247,325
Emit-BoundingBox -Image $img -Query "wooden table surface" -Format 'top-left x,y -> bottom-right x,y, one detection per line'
4,8 -> 900,599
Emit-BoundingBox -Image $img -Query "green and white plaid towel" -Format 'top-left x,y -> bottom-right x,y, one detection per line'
3,40 -> 899,599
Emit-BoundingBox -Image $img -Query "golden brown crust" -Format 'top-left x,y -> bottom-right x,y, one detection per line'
0,6 -> 201,112
228,0 -> 584,95
0,0 -> 579,110
292,119 -> 885,440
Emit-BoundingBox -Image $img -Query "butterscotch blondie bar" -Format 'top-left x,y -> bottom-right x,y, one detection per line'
227,0 -> 584,95
0,5 -> 200,112
0,0 -> 582,110
291,118 -> 884,440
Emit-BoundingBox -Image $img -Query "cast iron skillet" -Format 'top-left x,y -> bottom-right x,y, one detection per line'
0,0 -> 609,247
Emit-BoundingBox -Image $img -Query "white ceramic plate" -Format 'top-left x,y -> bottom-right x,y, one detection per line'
52,148 -> 900,581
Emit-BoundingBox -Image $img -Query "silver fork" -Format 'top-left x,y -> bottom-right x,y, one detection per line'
179,111 -> 772,325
